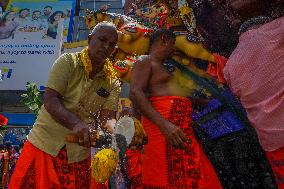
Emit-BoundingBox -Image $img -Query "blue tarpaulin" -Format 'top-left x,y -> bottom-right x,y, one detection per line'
1,113 -> 35,126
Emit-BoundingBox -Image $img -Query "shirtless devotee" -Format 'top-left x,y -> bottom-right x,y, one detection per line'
130,29 -> 222,188
9,22 -> 121,189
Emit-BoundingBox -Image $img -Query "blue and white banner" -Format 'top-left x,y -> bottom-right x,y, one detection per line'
0,0 -> 75,90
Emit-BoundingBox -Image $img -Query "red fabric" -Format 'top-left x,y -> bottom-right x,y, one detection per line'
9,141 -> 91,189
0,114 -> 8,127
207,53 -> 227,84
141,96 -> 222,189
91,178 -> 109,189
266,147 -> 284,189
126,149 -> 142,189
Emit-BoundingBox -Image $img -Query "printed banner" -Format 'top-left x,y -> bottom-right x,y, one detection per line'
1,0 -> 74,41
0,0 -> 75,90
0,0 -> 12,16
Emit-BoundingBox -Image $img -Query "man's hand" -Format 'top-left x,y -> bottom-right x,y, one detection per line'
71,122 -> 97,147
160,121 -> 191,149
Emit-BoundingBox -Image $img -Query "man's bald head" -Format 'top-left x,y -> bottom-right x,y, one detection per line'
87,21 -> 118,67
89,21 -> 117,36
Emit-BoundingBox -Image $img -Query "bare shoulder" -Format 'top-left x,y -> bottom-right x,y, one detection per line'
133,55 -> 151,69
131,55 -> 152,83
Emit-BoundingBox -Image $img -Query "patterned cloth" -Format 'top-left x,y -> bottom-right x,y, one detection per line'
266,147 -> 284,189
141,96 -> 222,189
125,149 -> 142,189
9,141 -> 90,189
224,17 -> 284,152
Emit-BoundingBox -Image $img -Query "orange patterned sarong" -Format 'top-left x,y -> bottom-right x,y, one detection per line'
9,141 -> 91,189
266,147 -> 284,189
126,149 -> 142,189
141,96 -> 222,189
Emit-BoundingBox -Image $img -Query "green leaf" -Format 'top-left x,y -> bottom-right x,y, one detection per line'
21,94 -> 29,98
29,103 -> 39,111
20,82 -> 43,118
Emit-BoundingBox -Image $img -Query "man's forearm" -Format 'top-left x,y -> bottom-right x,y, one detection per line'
44,96 -> 81,130
130,90 -> 166,129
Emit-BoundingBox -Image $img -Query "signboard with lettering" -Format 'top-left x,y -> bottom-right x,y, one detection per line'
0,0 -> 75,90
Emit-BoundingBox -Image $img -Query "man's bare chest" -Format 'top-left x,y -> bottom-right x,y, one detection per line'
151,62 -> 174,83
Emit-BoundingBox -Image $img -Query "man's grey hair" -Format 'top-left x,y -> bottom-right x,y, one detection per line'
90,21 -> 117,36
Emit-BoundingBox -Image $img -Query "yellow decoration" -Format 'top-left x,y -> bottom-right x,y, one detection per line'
118,98 -> 132,112
114,49 -> 128,61
91,148 -> 118,183
63,29 -> 68,36
81,9 -> 218,86
85,12 -> 214,63
80,47 -> 117,80
117,23 -> 150,56
87,12 -> 151,57
175,35 -> 215,62
130,118 -> 146,146
104,59 -> 118,80
85,9 -> 96,30
169,68 -> 198,96
112,58 -> 134,82
167,17 -> 184,27
81,47 -> 93,74
180,5 -> 191,17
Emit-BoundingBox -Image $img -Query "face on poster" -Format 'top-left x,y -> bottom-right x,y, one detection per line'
0,0 -> 74,41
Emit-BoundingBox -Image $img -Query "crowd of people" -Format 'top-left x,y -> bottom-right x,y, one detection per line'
1,0 -> 284,188
0,5 -> 69,40
0,142 -> 23,189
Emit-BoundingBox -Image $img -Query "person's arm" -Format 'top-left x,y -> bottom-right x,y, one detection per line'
130,57 -> 189,148
44,88 -> 84,130
44,54 -> 92,147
